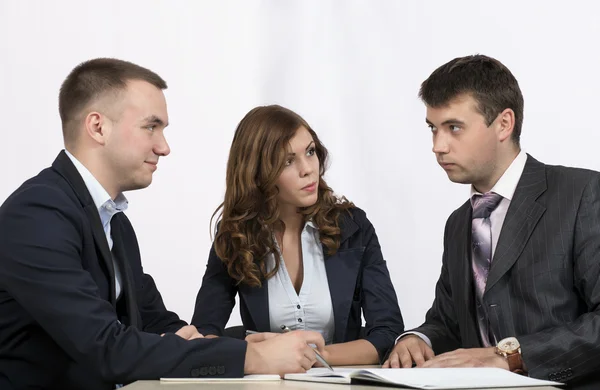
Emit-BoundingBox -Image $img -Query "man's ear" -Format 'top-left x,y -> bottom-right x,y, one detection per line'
497,108 -> 515,143
84,111 -> 110,145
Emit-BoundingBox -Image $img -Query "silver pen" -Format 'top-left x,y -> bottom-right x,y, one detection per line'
280,325 -> 333,371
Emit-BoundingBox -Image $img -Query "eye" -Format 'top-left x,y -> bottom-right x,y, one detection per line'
450,125 -> 461,132
285,157 -> 294,166
145,125 -> 156,132
428,124 -> 437,132
306,147 -> 316,157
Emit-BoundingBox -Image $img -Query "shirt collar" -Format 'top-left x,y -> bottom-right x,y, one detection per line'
64,150 -> 128,222
304,219 -> 318,231
470,150 -> 527,202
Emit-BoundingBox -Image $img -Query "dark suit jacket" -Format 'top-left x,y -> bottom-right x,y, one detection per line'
411,155 -> 600,389
191,207 -> 404,362
0,151 -> 247,390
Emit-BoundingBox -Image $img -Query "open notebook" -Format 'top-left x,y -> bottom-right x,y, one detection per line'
284,367 -> 563,389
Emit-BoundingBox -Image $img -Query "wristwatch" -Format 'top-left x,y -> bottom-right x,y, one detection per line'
495,337 -> 526,374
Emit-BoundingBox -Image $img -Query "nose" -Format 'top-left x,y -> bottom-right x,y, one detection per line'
432,130 -> 450,155
154,131 -> 171,157
298,156 -> 314,177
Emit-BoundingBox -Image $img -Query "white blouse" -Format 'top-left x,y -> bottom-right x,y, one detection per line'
267,221 -> 335,344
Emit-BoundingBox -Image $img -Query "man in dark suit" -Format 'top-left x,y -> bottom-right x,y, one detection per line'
0,58 -> 325,390
383,55 -> 600,389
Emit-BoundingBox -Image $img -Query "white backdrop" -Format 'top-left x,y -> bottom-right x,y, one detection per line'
1,1 -> 600,330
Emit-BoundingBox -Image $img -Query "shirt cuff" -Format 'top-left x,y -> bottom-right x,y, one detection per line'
394,331 -> 433,349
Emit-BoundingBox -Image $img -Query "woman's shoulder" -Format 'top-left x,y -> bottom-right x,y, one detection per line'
337,205 -> 371,232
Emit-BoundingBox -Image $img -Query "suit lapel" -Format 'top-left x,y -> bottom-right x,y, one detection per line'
452,203 -> 481,347
52,151 -> 117,305
485,155 -> 547,294
110,213 -> 141,329
238,282 -> 270,332
325,210 -> 360,343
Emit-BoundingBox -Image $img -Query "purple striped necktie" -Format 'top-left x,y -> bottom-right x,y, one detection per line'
471,192 -> 503,347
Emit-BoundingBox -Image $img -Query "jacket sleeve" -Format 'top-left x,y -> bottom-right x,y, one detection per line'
137,273 -> 188,334
191,243 -> 238,336
410,215 -> 462,354
0,185 -> 247,382
355,209 -> 405,362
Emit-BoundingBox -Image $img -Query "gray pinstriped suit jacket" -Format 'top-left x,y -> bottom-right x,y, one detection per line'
412,155 -> 600,389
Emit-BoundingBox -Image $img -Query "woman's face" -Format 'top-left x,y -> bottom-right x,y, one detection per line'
275,126 -> 320,211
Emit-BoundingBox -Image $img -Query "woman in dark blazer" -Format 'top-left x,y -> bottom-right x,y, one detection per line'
192,105 -> 404,365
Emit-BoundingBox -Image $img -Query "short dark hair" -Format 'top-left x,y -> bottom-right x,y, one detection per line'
58,58 -> 167,145
419,54 -> 524,145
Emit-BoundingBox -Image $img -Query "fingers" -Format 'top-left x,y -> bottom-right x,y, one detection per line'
175,325 -> 204,340
424,345 -> 435,360
294,330 -> 325,353
399,345 -> 414,368
302,350 -> 316,370
245,333 -> 265,343
412,348 -> 426,366
188,332 -> 205,340
245,332 -> 276,343
390,351 -> 402,368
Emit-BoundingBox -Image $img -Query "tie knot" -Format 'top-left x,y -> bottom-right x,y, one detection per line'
472,192 -> 503,219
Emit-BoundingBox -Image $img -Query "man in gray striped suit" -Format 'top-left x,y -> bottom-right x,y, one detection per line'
383,55 -> 600,389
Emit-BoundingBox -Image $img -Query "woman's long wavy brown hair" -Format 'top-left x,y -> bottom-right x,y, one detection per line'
212,105 -> 354,287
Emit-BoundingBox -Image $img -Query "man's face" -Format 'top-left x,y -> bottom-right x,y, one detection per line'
426,94 -> 501,191
102,80 -> 170,193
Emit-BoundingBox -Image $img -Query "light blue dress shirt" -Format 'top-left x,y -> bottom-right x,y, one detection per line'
65,150 -> 128,300
267,221 -> 335,344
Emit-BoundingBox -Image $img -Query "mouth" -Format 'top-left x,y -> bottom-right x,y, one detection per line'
302,182 -> 317,193
145,161 -> 158,171
439,162 -> 455,170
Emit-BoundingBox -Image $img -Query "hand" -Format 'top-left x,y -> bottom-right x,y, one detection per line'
161,325 -> 204,340
421,347 -> 509,369
311,347 -> 331,367
244,330 -> 326,377
245,332 -> 278,343
382,335 -> 434,368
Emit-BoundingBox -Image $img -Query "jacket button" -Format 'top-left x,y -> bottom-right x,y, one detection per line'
200,367 -> 209,376
190,368 -> 201,377
209,366 -> 217,375
217,366 -> 225,375
549,374 -> 556,381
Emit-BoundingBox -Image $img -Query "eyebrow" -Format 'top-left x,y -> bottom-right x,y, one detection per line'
426,118 -> 466,127
287,141 -> 315,156
142,115 -> 168,127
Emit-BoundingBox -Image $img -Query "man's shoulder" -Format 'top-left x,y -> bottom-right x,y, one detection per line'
543,162 -> 600,184
0,166 -> 76,214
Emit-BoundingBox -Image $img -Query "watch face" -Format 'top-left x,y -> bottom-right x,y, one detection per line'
498,337 -> 520,353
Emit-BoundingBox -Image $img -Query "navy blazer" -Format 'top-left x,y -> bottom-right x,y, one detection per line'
192,207 -> 404,361
0,151 -> 247,390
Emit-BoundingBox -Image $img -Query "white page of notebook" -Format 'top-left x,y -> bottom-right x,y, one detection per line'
291,367 -> 562,389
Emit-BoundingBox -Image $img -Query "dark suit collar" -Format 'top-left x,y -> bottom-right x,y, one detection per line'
485,154 -> 547,294
338,209 -> 359,245
51,150 -> 118,305
451,201 -> 482,347
52,150 -> 95,208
